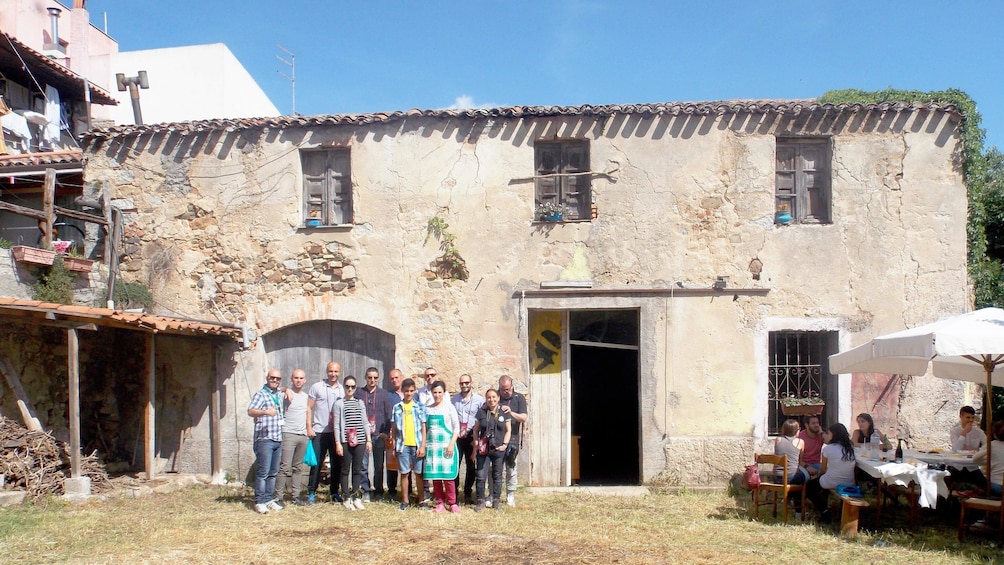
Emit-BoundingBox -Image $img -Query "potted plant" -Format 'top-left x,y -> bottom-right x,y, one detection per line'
775,202 -> 793,225
779,395 -> 825,416
11,245 -> 56,266
536,201 -> 568,222
62,251 -> 95,273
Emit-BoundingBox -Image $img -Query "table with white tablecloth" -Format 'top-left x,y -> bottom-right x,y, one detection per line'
855,455 -> 951,509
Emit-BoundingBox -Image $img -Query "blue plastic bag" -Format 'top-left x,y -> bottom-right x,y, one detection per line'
303,441 -> 318,467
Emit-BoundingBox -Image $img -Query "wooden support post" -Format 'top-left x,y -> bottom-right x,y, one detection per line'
210,345 -> 222,479
0,358 -> 43,431
144,333 -> 156,480
41,168 -> 55,248
68,328 -> 81,478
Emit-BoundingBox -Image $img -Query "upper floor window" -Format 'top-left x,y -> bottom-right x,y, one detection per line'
775,138 -> 830,224
301,149 -> 351,226
535,140 -> 590,221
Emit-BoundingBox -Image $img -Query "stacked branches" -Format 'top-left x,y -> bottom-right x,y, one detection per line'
0,417 -> 111,499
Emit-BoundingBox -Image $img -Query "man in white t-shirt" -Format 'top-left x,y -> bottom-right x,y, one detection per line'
306,361 -> 345,504
951,405 -> 986,451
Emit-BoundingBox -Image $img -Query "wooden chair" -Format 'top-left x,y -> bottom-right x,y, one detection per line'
959,497 -> 1004,543
751,454 -> 807,523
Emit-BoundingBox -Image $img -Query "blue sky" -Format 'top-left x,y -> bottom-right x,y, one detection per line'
90,0 -> 1004,150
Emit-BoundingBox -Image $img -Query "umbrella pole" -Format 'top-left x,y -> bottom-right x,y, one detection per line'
986,361 -> 993,497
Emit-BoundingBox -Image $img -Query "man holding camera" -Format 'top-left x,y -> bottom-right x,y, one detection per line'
498,374 -> 528,508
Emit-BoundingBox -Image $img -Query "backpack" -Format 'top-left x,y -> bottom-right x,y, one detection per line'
741,463 -> 761,490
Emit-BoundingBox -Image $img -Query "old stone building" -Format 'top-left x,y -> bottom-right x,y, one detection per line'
68,100 -> 969,486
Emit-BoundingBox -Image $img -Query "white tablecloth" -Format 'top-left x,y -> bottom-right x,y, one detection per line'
855,457 -> 951,508
907,449 -> 982,472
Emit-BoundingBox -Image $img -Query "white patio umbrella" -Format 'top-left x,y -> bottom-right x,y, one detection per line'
829,307 -> 1004,494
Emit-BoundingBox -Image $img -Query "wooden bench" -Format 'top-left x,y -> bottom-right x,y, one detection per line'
839,494 -> 870,538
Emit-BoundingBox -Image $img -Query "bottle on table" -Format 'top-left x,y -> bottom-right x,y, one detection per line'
895,438 -> 904,463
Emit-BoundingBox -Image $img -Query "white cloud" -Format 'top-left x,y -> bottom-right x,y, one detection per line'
444,95 -> 496,110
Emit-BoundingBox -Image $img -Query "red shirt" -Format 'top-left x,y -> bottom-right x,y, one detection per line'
797,430 -> 824,465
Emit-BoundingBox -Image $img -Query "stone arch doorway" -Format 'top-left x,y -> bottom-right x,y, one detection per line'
264,321 -> 395,387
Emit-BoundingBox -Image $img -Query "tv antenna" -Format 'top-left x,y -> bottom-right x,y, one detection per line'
276,44 -> 296,115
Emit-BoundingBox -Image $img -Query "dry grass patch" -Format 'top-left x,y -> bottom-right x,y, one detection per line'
1,485 -> 1003,563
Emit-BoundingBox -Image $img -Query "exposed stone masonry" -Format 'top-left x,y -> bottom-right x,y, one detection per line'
188,241 -> 358,311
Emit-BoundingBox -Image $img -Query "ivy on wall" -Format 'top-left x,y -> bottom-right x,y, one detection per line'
819,88 -> 1002,308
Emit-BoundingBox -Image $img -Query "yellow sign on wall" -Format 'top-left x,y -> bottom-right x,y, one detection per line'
529,311 -> 562,374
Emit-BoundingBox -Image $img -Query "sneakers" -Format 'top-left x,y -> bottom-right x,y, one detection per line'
332,493 -> 344,504
475,501 -> 485,512
492,499 -> 502,511
362,493 -> 371,503
307,492 -> 316,505
292,498 -> 308,507
484,499 -> 492,508
450,504 -> 461,513
343,499 -> 356,511
434,503 -> 446,513
398,503 -> 408,511
353,497 -> 365,511
254,503 -> 269,514
506,492 -> 515,507
266,500 -> 284,512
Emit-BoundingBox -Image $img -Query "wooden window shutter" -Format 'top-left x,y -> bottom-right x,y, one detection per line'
302,151 -> 327,223
561,142 -> 589,220
327,151 -> 351,225
535,144 -> 560,204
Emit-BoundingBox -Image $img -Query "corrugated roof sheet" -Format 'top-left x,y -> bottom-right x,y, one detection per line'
0,297 -> 245,342
84,99 -> 960,141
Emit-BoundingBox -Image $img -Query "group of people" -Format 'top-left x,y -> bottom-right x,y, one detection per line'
771,406 -> 1000,521
247,363 -> 528,515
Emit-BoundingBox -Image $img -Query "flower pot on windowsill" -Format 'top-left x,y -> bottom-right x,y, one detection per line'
543,213 -> 564,222
63,256 -> 95,272
11,245 -> 56,266
775,212 -> 793,225
781,402 -> 825,416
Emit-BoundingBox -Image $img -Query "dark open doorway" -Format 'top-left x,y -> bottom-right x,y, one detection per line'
570,309 -> 640,485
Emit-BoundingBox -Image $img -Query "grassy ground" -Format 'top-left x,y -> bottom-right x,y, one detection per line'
2,485 -> 1004,564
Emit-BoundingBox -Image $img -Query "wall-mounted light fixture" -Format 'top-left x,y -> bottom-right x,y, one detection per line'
713,276 -> 728,290
115,71 -> 150,125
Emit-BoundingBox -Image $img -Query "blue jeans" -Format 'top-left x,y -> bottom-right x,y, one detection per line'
788,468 -> 808,485
254,438 -> 282,504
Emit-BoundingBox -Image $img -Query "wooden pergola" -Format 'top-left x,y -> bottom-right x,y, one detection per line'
0,298 -> 247,480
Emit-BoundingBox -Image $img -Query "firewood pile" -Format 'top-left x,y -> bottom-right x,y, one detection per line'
0,417 -> 112,499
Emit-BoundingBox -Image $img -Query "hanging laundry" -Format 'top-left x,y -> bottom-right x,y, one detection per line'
44,85 -> 61,148
1,111 -> 32,151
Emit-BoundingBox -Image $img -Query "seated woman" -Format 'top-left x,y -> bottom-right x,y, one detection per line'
850,413 -> 882,445
806,423 -> 857,522
971,421 -> 1004,496
774,418 -> 809,485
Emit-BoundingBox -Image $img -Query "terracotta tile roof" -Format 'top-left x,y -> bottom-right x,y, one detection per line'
0,33 -> 117,106
0,297 -> 246,343
0,149 -> 82,169
83,99 -> 961,141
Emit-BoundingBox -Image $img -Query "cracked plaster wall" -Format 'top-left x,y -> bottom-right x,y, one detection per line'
81,108 -> 969,484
